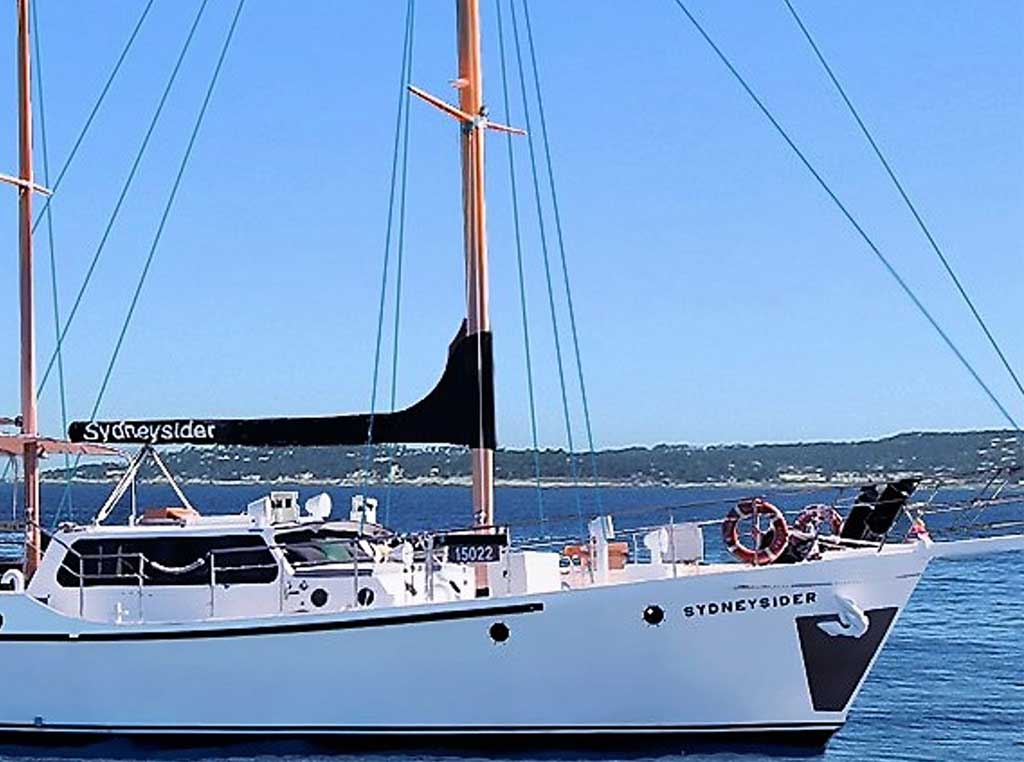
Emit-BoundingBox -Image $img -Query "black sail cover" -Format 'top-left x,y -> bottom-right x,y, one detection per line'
839,478 -> 918,542
68,323 -> 496,449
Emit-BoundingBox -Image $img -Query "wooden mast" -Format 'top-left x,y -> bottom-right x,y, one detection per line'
16,0 -> 40,576
456,0 -> 494,540
409,2 -> 521,593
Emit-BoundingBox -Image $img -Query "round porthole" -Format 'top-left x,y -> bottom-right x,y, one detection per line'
310,588 -> 329,608
356,587 -> 375,607
489,621 -> 510,643
643,604 -> 665,626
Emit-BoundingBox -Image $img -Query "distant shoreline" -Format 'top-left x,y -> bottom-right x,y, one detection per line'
41,429 -> 1019,490
43,474 -> 986,489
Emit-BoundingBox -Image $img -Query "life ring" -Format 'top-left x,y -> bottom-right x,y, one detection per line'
722,498 -> 789,565
794,504 -> 843,537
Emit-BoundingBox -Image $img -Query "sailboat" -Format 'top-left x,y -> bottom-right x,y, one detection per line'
0,0 -> 1022,751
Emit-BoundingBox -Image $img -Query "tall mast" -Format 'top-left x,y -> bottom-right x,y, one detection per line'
16,0 -> 40,576
406,2 -> 522,569
456,0 -> 494,535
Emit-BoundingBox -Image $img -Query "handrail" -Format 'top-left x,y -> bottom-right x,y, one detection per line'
45,531 -> 459,589
21,490 -> 1024,581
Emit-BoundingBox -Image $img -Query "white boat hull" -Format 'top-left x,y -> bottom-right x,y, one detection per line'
0,542 -> 930,749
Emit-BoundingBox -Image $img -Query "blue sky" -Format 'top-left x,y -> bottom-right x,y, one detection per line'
0,1 -> 1021,449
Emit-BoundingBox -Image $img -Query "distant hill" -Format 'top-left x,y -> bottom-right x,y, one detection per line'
50,430 -> 1022,486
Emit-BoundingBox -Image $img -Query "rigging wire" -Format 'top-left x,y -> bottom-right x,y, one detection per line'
30,1 -> 72,516
668,0 -> 1021,432
37,0 -> 212,403
384,0 -> 417,525
782,0 -> 1024,410
30,0 -> 156,236
495,0 -> 545,528
56,0 -> 247,516
364,0 -> 416,502
508,0 -> 584,530
519,0 -> 603,511
0,0 -> 155,487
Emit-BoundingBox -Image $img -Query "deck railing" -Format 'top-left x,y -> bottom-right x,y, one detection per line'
26,531 -> 491,619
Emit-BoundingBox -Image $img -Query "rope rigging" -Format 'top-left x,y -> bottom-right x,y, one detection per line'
495,0 -> 545,528
668,0 -> 1021,433
56,0 -> 248,518
38,0 -> 212,402
364,0 -> 416,514
385,0 -> 417,525
29,0 -> 156,237
782,0 -> 1024,410
519,0 -> 603,511
507,0 -> 584,529
25,5 -> 1012,540
1,0 -> 155,488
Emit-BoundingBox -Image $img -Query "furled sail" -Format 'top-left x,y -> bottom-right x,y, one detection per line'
840,478 -> 918,542
67,323 -> 496,449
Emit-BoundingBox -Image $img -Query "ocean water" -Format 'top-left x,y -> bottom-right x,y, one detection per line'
0,482 -> 1020,761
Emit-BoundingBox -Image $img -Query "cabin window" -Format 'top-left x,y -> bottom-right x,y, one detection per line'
56,534 -> 278,588
274,528 -> 372,568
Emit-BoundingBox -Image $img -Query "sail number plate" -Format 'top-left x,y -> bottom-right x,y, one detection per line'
436,532 -> 508,564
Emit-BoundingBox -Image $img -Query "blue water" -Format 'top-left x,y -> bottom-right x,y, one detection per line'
0,483 -> 1020,761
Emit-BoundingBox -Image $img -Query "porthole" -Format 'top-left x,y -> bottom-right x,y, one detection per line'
489,621 -> 510,643
310,588 -> 329,608
356,587 -> 375,607
643,604 -> 665,626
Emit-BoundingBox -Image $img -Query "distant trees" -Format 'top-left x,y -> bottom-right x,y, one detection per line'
53,430 -> 1021,485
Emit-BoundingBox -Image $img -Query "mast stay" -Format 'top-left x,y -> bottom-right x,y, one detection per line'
69,2 -> 520,545
2,0 -> 120,576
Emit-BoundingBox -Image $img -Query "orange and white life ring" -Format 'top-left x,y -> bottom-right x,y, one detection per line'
722,498 -> 789,565
794,504 -> 843,537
